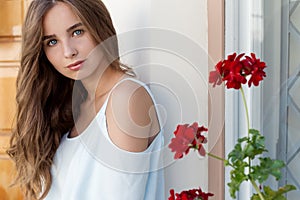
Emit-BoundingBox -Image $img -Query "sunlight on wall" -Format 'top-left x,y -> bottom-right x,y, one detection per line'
103,0 -> 209,198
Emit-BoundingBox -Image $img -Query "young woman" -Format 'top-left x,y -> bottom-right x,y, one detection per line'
8,0 -> 164,199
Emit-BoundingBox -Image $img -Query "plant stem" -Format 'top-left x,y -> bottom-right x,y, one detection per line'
241,86 -> 257,199
207,152 -> 233,167
207,152 -> 225,161
250,179 -> 265,200
240,87 -> 250,136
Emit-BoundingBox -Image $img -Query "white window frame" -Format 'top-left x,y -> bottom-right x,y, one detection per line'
224,0 -> 264,199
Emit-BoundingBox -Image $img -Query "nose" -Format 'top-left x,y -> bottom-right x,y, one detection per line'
63,41 -> 78,58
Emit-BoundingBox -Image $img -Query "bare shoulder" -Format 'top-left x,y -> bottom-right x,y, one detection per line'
105,79 -> 160,152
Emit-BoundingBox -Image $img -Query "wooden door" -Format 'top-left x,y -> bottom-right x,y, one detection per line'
0,0 -> 32,199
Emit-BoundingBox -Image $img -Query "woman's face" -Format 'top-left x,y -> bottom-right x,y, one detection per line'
42,2 -> 101,80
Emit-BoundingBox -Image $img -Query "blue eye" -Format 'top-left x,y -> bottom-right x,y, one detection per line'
73,29 -> 84,36
47,39 -> 57,46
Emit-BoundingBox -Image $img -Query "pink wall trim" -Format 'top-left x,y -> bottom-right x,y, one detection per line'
208,0 -> 225,199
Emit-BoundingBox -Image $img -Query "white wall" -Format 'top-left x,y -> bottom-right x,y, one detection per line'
102,0 -> 208,198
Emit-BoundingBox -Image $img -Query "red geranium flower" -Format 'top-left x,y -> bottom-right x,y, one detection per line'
209,52 -> 267,90
169,123 -> 208,159
168,124 -> 195,159
168,188 -> 214,200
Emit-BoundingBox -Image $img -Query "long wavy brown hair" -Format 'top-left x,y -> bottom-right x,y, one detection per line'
7,0 -> 129,199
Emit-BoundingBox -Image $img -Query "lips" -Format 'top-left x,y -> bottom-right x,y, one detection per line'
66,60 -> 85,71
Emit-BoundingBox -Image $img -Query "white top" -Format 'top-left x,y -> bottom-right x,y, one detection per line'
44,78 -> 165,200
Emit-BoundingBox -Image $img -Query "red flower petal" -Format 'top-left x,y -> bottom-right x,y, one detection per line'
223,60 -> 247,89
209,61 -> 223,87
168,125 -> 196,159
168,189 -> 175,200
198,145 -> 206,156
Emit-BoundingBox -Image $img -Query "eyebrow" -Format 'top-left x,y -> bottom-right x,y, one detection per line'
66,22 -> 83,33
42,22 -> 84,41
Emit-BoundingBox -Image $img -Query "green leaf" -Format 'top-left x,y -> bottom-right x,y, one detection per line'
228,143 -> 245,163
251,194 -> 261,200
249,129 -> 259,135
251,158 -> 285,183
244,143 -> 259,159
227,161 -> 248,198
244,130 -> 267,159
251,185 -> 296,200
271,185 -> 297,199
237,136 -> 248,143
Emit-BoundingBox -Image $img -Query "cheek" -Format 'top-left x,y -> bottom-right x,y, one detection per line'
44,49 -> 60,69
78,39 -> 97,55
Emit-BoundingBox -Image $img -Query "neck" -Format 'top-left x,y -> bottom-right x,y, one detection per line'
81,65 -> 124,102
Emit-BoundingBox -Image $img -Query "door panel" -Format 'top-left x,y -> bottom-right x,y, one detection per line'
0,0 -> 22,37
0,0 -> 30,199
0,159 -> 24,200
0,77 -> 17,129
